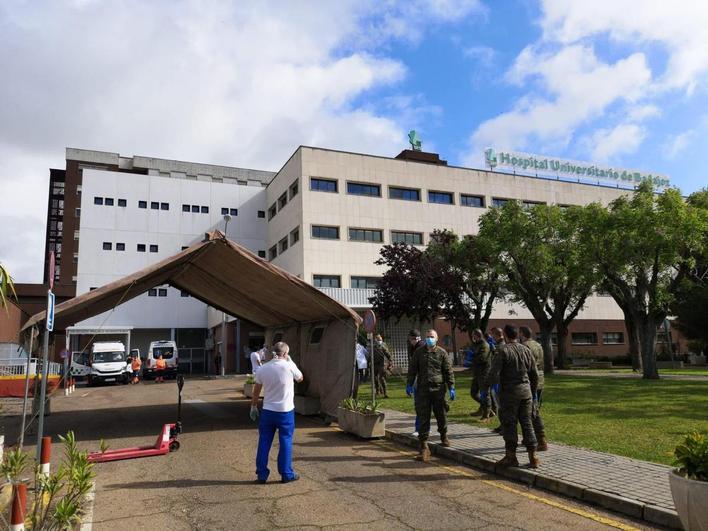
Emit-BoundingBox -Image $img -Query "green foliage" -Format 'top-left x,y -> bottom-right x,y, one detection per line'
587,183 -> 708,378
339,397 -> 381,414
99,438 -> 109,454
1,447 -> 30,482
478,201 -> 600,369
371,231 -> 503,335
11,431 -> 96,530
245,374 -> 256,385
0,262 -> 18,313
673,432 -> 708,481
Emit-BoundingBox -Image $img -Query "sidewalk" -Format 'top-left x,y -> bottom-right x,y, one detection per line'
383,409 -> 680,529
555,369 -> 708,382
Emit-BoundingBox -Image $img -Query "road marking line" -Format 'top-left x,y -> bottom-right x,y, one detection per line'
79,480 -> 96,531
364,437 -> 639,531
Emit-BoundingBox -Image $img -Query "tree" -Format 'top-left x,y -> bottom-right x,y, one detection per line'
370,243 -> 443,324
425,229 -> 503,338
671,189 -> 708,348
586,183 -> 708,379
479,202 -> 600,373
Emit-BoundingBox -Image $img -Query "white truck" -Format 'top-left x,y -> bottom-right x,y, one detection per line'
86,341 -> 131,386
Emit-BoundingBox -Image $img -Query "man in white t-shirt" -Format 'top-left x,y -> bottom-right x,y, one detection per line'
250,346 -> 265,374
250,341 -> 303,483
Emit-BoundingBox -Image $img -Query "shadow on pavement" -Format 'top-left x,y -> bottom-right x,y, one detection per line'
103,478 -> 257,490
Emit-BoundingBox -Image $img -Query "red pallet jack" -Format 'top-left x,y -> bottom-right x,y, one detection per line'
88,375 -> 184,463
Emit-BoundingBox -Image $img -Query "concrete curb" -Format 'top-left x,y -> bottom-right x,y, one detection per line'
384,429 -> 681,529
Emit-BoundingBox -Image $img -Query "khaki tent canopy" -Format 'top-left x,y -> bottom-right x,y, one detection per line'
23,231 -> 362,415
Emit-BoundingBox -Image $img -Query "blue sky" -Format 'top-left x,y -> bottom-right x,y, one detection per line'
1,0 -> 707,281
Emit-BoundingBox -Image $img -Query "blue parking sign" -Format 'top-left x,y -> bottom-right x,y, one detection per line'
46,291 -> 55,332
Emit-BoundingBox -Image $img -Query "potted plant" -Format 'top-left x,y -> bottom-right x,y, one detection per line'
669,431 -> 708,530
243,374 -> 262,398
337,398 -> 385,438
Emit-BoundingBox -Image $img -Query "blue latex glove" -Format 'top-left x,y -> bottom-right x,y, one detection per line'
492,384 -> 500,394
533,392 -> 539,402
480,390 -> 488,401
449,388 -> 456,401
406,384 -> 414,397
249,405 -> 259,422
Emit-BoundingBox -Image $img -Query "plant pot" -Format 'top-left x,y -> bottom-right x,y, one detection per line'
294,395 -> 320,415
669,470 -> 708,530
337,407 -> 385,438
243,383 -> 263,398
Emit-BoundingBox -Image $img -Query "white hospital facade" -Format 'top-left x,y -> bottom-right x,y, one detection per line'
17,145 -> 641,372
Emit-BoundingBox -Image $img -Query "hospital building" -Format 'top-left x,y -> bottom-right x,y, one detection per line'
13,144 -> 660,372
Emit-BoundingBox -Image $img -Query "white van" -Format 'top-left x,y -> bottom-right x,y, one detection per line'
88,341 -> 130,385
144,340 -> 179,380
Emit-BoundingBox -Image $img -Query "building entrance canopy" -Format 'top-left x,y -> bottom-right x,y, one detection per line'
23,231 -> 362,414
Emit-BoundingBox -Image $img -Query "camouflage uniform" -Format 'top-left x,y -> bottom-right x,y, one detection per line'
488,341 -> 539,466
523,338 -> 545,445
468,339 -> 493,416
373,342 -> 393,397
407,345 -> 455,444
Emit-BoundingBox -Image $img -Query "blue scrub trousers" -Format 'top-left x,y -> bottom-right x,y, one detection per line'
256,408 -> 296,481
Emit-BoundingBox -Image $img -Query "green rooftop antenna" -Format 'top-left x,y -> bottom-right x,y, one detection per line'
408,130 -> 422,151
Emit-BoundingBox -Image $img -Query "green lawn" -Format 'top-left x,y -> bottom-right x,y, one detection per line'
566,367 -> 708,376
361,373 -> 708,465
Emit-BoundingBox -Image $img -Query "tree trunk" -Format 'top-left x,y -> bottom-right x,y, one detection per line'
556,325 -> 569,369
538,322 -> 555,375
450,319 -> 458,365
625,316 -> 642,372
638,318 -> 659,379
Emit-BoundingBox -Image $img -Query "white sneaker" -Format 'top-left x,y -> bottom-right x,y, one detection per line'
412,431 -> 419,437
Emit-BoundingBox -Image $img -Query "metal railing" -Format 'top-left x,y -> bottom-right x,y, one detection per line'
0,358 -> 62,377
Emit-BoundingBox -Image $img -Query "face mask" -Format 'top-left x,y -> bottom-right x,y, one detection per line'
376,340 -> 383,346
425,337 -> 437,347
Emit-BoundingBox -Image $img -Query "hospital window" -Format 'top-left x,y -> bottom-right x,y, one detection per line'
313,275 -> 340,288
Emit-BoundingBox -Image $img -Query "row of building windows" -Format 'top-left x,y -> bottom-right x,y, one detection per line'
94,196 -> 129,207
313,275 -> 381,289
268,226 -> 300,260
309,177 -> 559,209
311,225 -> 424,245
94,196 -> 266,218
268,180 -> 299,221
571,332 -> 625,345
102,242 -> 158,252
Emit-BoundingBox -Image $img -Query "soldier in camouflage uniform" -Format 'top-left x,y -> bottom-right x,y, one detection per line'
406,329 -> 456,462
489,327 -> 504,431
467,329 -> 494,420
520,326 -> 547,451
488,325 -> 540,468
372,334 -> 393,398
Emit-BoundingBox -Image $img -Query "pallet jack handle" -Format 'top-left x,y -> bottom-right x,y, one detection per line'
176,374 -> 184,434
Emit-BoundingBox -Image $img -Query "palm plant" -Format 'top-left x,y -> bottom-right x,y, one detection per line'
0,262 -> 17,312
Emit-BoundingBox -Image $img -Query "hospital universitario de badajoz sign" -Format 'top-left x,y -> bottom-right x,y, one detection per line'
484,148 -> 670,188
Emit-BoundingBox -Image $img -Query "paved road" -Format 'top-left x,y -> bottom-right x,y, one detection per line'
4,378 -> 659,530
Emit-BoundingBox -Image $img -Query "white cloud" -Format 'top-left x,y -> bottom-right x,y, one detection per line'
465,0 -> 708,167
626,105 -> 660,122
663,130 -> 695,159
0,0 -> 478,282
466,45 -> 650,161
541,0 -> 708,94
586,123 -> 646,161
463,45 -> 496,67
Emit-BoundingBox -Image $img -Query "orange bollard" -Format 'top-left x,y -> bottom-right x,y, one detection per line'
10,483 -> 27,531
40,436 -> 51,477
